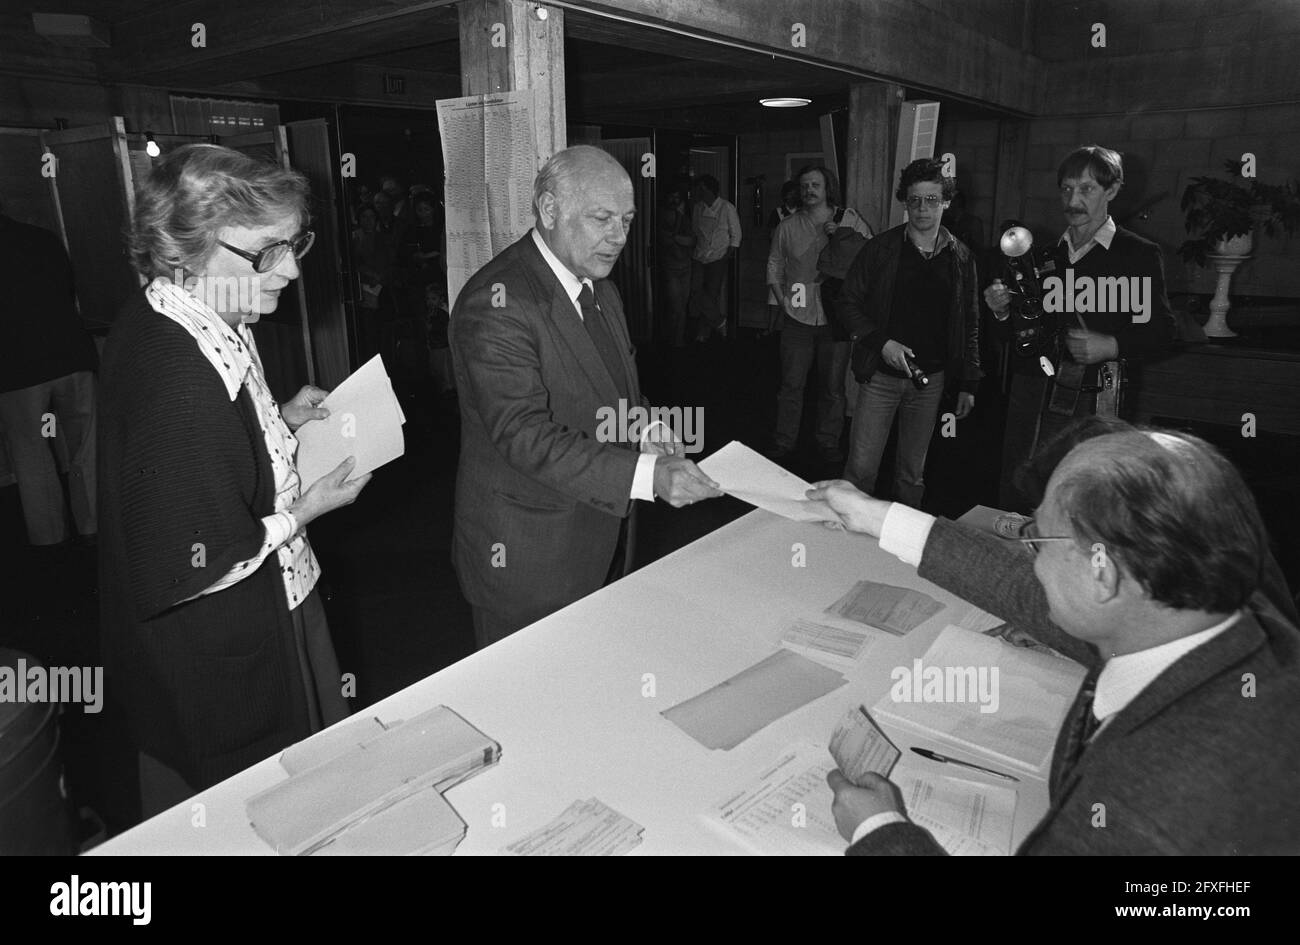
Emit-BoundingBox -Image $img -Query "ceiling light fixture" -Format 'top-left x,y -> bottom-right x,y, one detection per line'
145,132 -> 160,158
760,97 -> 811,108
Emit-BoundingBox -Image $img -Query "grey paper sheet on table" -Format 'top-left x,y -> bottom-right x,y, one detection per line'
663,649 -> 846,750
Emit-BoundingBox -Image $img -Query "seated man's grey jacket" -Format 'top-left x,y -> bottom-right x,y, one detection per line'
849,519 -> 1300,855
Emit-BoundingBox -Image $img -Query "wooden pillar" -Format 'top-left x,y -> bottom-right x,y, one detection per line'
458,0 -> 566,167
844,81 -> 904,233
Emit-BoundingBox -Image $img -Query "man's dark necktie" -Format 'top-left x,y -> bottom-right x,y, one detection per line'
1057,670 -> 1102,787
578,283 -> 631,404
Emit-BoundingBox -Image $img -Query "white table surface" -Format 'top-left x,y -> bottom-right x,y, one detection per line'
93,509 -> 1049,855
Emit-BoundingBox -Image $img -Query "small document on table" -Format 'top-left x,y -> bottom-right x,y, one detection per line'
824,580 -> 945,636
663,649 -> 846,751
779,618 -> 876,669
502,798 -> 644,856
893,767 -> 1017,856
828,705 -> 900,784
704,740 -> 843,855
295,354 -> 406,491
697,440 -> 837,523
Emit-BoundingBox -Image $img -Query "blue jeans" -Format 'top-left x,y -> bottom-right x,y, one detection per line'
845,370 -> 946,507
689,258 -> 729,334
774,317 -> 849,452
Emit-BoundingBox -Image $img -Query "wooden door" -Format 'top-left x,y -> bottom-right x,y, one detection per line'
285,119 -> 349,389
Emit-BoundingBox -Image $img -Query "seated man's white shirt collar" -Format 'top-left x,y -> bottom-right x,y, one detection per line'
1060,214 -> 1116,263
1092,611 -> 1241,723
532,228 -> 590,320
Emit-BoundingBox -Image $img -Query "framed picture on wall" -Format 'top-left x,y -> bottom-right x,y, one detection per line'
786,152 -> 824,183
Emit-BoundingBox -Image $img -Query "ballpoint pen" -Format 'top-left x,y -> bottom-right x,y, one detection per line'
910,747 -> 1020,782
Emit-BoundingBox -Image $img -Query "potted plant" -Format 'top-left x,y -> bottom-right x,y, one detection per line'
1178,159 -> 1300,265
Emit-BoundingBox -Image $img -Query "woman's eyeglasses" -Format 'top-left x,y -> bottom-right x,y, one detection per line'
218,230 -> 316,273
1013,518 -> 1075,555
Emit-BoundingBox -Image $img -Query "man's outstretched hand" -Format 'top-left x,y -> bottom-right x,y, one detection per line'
805,480 -> 891,536
654,456 -> 724,507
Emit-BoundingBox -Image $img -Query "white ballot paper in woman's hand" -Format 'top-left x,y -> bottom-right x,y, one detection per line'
698,440 -> 837,523
295,355 -> 406,490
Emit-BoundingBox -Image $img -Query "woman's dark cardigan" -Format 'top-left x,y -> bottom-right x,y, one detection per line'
98,290 -> 312,790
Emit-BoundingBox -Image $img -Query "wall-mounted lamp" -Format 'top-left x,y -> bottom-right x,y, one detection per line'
145,131 -> 161,158
535,6 -> 549,19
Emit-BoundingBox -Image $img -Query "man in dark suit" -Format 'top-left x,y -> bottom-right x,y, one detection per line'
450,146 -> 722,648
986,145 -> 1176,510
810,426 -> 1300,854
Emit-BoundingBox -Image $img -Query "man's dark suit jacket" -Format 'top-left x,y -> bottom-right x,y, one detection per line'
449,232 -> 645,629
849,519 -> 1300,855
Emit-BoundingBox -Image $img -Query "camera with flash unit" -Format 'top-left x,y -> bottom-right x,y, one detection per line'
996,224 -> 1059,360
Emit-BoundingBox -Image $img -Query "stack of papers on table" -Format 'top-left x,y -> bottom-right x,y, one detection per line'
697,440 -> 836,523
295,354 -> 406,490
872,625 -> 1087,776
502,799 -> 644,856
247,706 -> 499,855
704,740 -> 1016,855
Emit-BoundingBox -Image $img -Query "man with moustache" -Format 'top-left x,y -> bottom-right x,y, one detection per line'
766,164 -> 873,462
450,146 -> 722,649
834,158 -> 980,506
986,145 -> 1175,511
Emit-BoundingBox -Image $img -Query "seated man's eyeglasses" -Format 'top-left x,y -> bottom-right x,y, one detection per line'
218,231 -> 316,273
905,195 -> 945,209
1014,518 -> 1075,555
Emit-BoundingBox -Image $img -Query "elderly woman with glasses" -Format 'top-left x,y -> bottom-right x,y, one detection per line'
99,144 -> 370,814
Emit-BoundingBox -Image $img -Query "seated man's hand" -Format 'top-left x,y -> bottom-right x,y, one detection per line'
640,420 -> 684,457
806,480 -> 890,537
653,455 -> 723,507
827,770 -> 906,841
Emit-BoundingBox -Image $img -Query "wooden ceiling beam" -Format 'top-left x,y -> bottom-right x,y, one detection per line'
101,0 -> 461,84
559,0 -> 1039,114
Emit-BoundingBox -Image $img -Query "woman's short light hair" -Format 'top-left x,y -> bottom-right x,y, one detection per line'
129,143 -> 310,279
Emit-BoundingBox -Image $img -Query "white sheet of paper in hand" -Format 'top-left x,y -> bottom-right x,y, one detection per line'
294,355 -> 405,491
697,440 -> 836,523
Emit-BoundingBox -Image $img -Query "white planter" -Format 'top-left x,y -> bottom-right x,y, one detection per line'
1213,232 -> 1253,256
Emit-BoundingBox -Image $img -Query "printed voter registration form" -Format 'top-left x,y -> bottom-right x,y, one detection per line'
705,740 -> 1016,856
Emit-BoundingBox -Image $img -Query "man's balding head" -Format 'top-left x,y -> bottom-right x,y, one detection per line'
534,146 -> 635,281
1044,430 -> 1268,613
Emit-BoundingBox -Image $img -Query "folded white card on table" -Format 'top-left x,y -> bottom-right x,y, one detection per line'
247,705 -> 499,855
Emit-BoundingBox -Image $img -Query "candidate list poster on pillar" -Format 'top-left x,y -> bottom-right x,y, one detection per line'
437,90 -> 539,309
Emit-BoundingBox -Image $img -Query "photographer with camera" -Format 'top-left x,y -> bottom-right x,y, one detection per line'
834,158 -> 981,507
986,145 -> 1175,511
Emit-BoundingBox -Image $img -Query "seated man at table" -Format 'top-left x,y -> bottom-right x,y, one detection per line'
810,425 -> 1300,854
